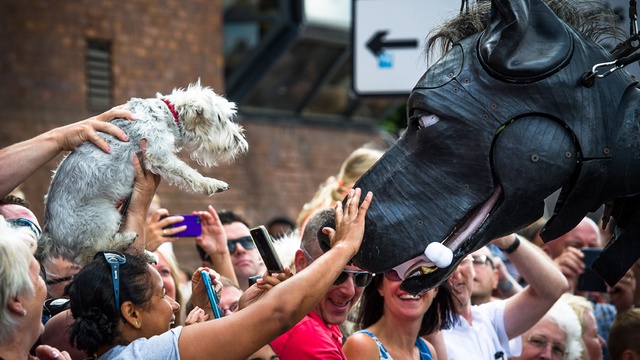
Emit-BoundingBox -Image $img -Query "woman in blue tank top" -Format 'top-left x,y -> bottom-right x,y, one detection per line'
343,268 -> 457,359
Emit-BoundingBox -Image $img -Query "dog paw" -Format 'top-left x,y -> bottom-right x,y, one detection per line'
202,179 -> 229,195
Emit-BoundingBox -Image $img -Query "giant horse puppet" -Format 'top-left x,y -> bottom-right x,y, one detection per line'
321,0 -> 640,294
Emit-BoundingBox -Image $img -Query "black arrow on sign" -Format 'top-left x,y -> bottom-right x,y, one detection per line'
366,30 -> 418,57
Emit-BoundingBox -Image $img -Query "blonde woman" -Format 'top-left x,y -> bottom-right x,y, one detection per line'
297,147 -> 383,229
152,247 -> 185,326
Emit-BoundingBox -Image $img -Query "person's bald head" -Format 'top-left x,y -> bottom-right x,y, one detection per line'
300,207 -> 334,261
543,217 -> 601,259
0,195 -> 39,227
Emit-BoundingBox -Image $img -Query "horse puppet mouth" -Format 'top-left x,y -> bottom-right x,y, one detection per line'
394,186 -> 503,293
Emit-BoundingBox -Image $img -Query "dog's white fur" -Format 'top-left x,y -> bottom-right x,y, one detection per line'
41,81 -> 248,264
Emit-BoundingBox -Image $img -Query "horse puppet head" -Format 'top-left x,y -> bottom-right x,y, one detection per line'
320,0 -> 640,294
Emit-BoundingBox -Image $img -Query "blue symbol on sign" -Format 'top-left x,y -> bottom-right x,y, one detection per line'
378,52 -> 393,68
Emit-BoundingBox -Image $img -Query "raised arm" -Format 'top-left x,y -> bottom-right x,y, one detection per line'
497,234 -> 568,339
194,205 -> 239,286
121,140 -> 161,252
178,188 -> 373,360
0,107 -> 133,197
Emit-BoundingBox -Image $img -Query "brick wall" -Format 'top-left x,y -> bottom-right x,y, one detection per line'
0,0 -> 390,271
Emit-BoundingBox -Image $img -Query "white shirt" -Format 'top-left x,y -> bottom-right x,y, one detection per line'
443,300 -> 522,360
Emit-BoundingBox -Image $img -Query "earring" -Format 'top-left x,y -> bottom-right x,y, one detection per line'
136,321 -> 140,325
22,309 -> 27,317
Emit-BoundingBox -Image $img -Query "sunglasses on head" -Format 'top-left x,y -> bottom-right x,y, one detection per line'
334,269 -> 375,288
472,254 -> 495,268
7,217 -> 42,239
95,251 -> 127,310
46,275 -> 74,286
227,236 -> 255,253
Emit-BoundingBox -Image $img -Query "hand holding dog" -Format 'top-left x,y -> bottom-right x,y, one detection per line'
52,105 -> 135,154
0,106 -> 134,198
121,140 -> 161,253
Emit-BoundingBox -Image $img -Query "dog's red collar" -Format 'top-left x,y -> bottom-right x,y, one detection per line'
161,98 -> 181,128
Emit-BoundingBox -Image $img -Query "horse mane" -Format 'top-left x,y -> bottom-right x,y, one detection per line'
426,0 -> 626,58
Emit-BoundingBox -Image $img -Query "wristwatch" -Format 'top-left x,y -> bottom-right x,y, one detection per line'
499,235 -> 521,255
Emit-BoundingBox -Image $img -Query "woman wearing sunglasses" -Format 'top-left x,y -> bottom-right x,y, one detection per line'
0,218 -> 72,360
343,267 -> 457,360
67,188 -> 373,360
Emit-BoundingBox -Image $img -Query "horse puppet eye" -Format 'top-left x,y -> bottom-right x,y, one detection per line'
413,114 -> 440,130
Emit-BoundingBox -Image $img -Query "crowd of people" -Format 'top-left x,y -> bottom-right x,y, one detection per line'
1,108 -> 640,360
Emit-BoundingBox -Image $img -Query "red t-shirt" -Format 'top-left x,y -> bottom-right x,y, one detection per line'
270,310 -> 346,359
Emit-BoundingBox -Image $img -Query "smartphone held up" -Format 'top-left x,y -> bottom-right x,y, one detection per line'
161,214 -> 202,237
201,270 -> 223,319
250,225 -> 285,273
577,248 -> 607,293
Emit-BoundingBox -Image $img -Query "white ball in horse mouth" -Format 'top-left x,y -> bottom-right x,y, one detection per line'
424,242 -> 453,268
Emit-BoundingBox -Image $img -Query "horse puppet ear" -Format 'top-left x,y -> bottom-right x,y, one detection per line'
479,0 -> 572,81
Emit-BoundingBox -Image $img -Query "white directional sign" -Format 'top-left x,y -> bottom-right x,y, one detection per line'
353,0 -> 460,96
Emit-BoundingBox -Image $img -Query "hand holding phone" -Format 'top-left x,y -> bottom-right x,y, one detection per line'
161,214 -> 202,237
201,270 -> 223,318
250,225 -> 285,273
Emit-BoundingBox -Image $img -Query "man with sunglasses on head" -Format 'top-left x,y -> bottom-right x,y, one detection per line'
0,195 -> 42,253
471,246 -> 523,305
1,195 -> 82,301
197,209 -> 266,291
271,207 -> 374,360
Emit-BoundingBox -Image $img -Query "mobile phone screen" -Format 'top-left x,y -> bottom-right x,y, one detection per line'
201,271 -> 222,318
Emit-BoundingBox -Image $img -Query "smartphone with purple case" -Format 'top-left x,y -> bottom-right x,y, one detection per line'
161,214 -> 202,237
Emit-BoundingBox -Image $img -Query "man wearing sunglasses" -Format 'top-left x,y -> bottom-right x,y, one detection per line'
197,210 -> 266,291
271,207 -> 373,360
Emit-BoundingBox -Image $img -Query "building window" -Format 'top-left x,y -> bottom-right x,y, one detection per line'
86,40 -> 112,111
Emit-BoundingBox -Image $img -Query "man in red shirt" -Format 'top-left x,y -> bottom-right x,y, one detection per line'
271,207 -> 374,359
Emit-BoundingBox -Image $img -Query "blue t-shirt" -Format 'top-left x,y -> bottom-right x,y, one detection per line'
99,327 -> 182,360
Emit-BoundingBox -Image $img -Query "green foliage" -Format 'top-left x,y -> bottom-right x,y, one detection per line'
379,102 -> 407,135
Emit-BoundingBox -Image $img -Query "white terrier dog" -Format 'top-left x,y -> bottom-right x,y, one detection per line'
41,81 -> 248,264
